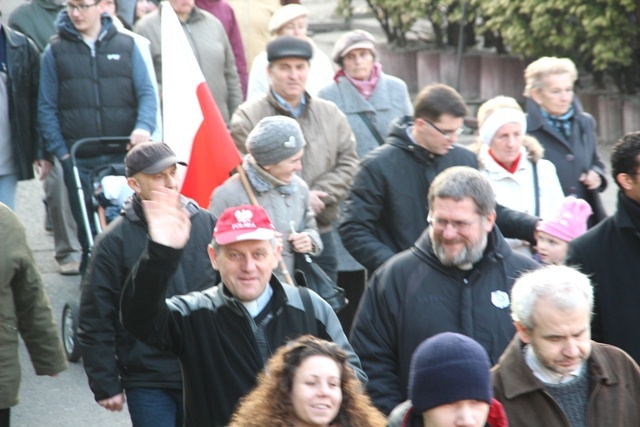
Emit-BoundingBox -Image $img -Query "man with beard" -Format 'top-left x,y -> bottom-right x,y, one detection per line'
350,166 -> 538,415
492,265 -> 640,426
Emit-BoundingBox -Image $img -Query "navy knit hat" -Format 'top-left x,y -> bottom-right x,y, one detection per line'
408,332 -> 492,413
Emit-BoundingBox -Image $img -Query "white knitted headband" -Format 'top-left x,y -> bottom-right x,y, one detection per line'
479,108 -> 527,145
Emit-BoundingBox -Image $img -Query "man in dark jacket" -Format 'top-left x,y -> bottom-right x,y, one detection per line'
350,167 -> 538,415
0,24 -> 50,210
566,131 -> 640,363
78,142 -> 218,426
120,200 -> 364,427
492,265 -> 640,427
339,84 -> 538,274
38,2 -> 157,273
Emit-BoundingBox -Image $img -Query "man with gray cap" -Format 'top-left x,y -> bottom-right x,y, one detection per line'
210,115 -> 322,281
231,35 -> 358,282
78,141 -> 218,426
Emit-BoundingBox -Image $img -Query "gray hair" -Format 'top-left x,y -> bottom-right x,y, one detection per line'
511,265 -> 594,329
211,238 -> 278,253
523,57 -> 578,97
428,166 -> 496,217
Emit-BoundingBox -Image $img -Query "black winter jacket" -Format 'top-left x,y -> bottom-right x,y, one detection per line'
567,192 -> 640,363
5,26 -> 45,180
78,195 -> 218,401
121,240 -> 365,427
50,21 -> 137,147
350,226 -> 538,414
340,116 -> 539,273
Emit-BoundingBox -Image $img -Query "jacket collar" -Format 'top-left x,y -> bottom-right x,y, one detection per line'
333,73 -> 391,114
218,274 -> 288,316
387,116 -> 444,165
411,224 -> 511,276
614,191 -> 640,231
495,336 -> 619,400
265,89 -> 311,118
122,194 -> 200,224
56,10 -> 116,42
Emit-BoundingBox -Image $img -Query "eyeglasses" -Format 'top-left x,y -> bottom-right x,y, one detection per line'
427,216 -> 477,233
66,2 -> 99,12
421,118 -> 465,140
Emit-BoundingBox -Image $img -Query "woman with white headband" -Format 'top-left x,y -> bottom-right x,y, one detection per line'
472,96 -> 564,256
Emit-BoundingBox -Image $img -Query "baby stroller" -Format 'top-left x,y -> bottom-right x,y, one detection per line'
61,136 -> 130,362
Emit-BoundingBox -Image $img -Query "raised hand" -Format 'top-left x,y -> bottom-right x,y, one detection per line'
142,187 -> 191,249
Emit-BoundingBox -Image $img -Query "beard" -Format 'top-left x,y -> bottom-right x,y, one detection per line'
431,231 -> 488,268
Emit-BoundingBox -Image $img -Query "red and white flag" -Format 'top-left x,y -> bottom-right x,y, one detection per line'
161,2 -> 241,208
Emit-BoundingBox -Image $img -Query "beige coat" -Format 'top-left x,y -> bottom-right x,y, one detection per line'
135,6 -> 242,124
230,91 -> 359,230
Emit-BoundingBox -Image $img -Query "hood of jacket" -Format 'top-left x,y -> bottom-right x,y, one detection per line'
36,0 -> 65,11
56,10 -> 116,41
122,194 -> 201,225
411,222 -> 514,277
387,115 -> 470,166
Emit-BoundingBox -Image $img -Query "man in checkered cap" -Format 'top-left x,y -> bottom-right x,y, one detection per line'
121,192 -> 363,427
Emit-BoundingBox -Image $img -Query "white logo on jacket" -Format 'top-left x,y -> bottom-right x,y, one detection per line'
491,290 -> 510,309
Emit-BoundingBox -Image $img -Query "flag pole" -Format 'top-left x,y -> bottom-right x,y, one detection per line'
235,165 -> 296,286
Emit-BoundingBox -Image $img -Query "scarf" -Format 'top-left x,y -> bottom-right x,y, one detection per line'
333,62 -> 382,100
489,148 -> 522,174
244,155 -> 297,196
541,105 -> 575,140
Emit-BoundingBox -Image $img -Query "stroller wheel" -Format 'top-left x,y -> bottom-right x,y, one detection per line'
62,302 -> 81,363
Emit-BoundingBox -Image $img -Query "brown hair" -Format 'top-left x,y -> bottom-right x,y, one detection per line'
413,83 -> 468,122
228,335 -> 387,427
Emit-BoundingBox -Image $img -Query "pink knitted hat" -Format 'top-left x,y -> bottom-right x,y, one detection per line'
537,196 -> 592,242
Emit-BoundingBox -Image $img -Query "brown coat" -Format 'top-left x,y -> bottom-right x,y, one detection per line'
230,91 -> 358,229
492,336 -> 640,427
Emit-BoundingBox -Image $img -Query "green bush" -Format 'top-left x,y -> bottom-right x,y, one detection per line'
473,0 -> 639,94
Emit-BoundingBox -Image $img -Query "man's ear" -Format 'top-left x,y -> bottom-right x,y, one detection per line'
127,176 -> 140,193
208,244 -> 220,271
515,321 -> 531,344
616,173 -> 633,192
484,211 -> 497,233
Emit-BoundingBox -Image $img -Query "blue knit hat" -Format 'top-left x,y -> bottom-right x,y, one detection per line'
408,332 -> 492,413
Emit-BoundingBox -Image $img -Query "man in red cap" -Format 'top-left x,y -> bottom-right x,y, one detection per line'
120,188 -> 363,427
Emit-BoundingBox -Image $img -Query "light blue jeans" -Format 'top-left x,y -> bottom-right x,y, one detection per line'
0,174 -> 17,210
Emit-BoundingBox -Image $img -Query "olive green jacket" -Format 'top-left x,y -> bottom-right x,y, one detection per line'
0,204 -> 67,409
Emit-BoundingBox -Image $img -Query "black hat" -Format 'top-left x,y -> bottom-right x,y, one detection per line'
408,332 -> 492,413
125,141 -> 187,177
267,36 -> 313,63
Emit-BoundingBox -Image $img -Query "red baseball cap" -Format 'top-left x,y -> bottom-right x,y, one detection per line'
213,205 -> 276,245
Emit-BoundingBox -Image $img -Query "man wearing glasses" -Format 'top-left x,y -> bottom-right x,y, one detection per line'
38,0 -> 157,275
340,83 -> 539,275
350,166 -> 539,415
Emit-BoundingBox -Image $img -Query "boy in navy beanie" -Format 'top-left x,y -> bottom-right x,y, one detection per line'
388,332 -> 507,427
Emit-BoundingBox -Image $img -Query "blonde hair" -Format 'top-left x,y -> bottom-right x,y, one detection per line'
523,57 -> 578,97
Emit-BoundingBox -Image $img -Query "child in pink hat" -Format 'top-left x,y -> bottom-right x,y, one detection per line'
536,196 -> 592,264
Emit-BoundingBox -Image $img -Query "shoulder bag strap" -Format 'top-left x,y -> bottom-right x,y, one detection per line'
532,162 -> 540,217
298,286 -> 318,336
357,112 -> 385,146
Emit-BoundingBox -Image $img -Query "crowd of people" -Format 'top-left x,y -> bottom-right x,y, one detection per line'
2,0 -> 640,426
